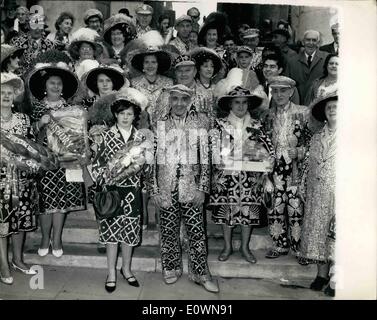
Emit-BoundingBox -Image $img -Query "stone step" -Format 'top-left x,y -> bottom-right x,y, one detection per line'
27,221 -> 273,250
23,241 -> 316,280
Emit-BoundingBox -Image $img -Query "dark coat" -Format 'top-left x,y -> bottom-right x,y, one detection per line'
284,50 -> 329,104
320,42 -> 338,55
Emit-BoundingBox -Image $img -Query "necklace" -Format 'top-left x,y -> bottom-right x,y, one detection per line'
199,78 -> 211,89
146,76 -> 157,85
323,77 -> 337,87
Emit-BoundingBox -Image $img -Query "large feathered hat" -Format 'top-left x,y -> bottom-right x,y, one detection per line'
214,68 -> 263,112
85,64 -> 127,95
103,13 -> 136,46
28,60 -> 79,100
88,87 -> 148,125
1,72 -> 24,91
68,28 -> 103,61
130,31 -> 172,74
189,47 -> 222,76
0,44 -> 24,66
198,12 -> 230,46
311,91 -> 338,122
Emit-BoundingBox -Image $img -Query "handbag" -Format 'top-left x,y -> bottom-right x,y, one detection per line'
93,186 -> 123,219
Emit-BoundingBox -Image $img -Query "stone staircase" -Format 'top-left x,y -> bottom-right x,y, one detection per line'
24,205 -> 316,280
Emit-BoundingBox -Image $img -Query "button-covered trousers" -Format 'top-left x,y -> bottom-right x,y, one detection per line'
268,158 -> 304,253
159,188 -> 211,282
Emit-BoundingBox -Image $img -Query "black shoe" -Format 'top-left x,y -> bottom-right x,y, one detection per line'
105,276 -> 116,293
324,284 -> 335,297
310,276 -> 329,291
120,268 -> 139,287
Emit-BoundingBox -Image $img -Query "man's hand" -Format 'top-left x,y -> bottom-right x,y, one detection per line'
192,190 -> 205,209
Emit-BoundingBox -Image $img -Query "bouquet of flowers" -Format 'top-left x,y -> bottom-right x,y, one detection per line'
1,131 -> 59,172
105,138 -> 151,185
46,105 -> 91,168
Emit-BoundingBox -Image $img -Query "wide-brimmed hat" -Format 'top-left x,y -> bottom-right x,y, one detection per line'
1,72 -> 23,91
88,87 -> 148,125
214,68 -> 263,112
85,65 -> 126,95
68,28 -> 103,61
28,62 -> 79,100
103,13 -> 136,46
189,47 -> 222,76
198,12 -> 228,46
311,92 -> 338,122
217,86 -> 263,113
130,31 -> 172,74
0,45 -> 24,66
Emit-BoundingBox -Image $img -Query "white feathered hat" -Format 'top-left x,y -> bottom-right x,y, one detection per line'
129,30 -> 173,74
68,28 -> 103,61
214,68 -> 263,112
1,72 -> 23,91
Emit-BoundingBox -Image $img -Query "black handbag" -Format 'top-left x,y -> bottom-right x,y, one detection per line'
93,186 -> 123,219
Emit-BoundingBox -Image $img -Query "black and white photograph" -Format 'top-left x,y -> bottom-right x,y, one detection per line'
0,0 -> 375,304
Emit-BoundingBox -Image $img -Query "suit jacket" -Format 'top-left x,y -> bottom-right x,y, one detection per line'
147,107 -> 210,208
320,42 -> 338,55
284,50 -> 329,104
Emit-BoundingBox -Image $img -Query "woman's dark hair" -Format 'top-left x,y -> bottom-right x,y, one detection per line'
195,57 -> 215,79
158,14 -> 171,25
321,53 -> 338,79
69,41 -> 98,61
55,12 -> 75,33
111,100 -> 141,126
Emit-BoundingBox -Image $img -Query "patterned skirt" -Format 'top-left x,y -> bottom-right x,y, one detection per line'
0,170 -> 38,237
98,185 -> 142,246
212,204 -> 261,226
37,168 -> 86,215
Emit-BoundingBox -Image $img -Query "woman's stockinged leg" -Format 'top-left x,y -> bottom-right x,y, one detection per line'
240,225 -> 252,252
52,213 -> 66,250
39,214 -> 52,249
11,231 -> 29,268
106,243 -> 118,281
120,243 -> 134,277
0,237 -> 11,277
221,224 -> 233,252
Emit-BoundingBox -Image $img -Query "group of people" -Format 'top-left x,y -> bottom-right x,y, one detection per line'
0,3 -> 338,297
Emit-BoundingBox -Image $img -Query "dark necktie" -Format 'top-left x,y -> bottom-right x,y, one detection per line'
307,55 -> 312,67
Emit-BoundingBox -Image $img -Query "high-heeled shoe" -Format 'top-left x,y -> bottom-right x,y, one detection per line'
194,279 -> 220,293
105,276 -> 116,293
52,241 -> 63,258
0,273 -> 13,285
38,240 -> 51,257
11,261 -> 37,275
120,268 -> 139,287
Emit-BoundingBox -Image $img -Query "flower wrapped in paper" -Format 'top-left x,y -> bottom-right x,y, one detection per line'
1,131 -> 59,172
104,137 -> 151,185
46,105 -> 91,169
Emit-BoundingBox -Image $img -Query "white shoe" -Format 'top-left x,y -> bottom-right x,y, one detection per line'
52,248 -> 63,258
0,275 -> 14,285
38,247 -> 49,257
11,261 -> 37,275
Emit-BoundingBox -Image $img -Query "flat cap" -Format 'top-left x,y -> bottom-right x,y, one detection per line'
268,75 -> 296,88
242,28 -> 260,39
84,9 -> 103,23
175,15 -> 192,27
135,4 -> 153,15
167,84 -> 194,97
173,54 -> 196,68
236,45 -> 254,55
